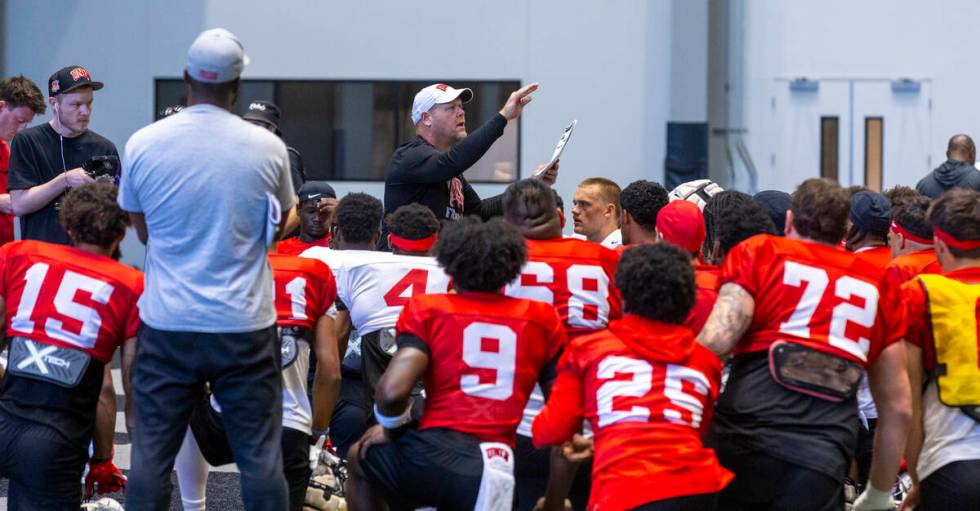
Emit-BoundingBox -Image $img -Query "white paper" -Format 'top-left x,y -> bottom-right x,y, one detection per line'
536,119 -> 577,175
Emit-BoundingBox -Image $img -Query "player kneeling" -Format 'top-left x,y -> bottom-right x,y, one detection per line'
346,218 -> 567,511
532,243 -> 733,511
0,183 -> 141,509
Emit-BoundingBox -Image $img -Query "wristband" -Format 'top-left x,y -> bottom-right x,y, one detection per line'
373,402 -> 412,429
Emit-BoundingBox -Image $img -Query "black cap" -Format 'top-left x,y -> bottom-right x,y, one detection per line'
753,190 -> 792,236
49,66 -> 104,97
242,100 -> 281,134
297,181 -> 336,203
850,191 -> 891,235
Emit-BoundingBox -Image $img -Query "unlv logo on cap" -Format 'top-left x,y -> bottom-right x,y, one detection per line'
249,102 -> 267,111
435,84 -> 449,91
69,67 -> 91,82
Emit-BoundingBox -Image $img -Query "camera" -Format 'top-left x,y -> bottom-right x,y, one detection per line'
83,155 -> 120,184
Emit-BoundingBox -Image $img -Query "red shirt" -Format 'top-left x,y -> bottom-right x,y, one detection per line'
532,315 -> 732,510
855,246 -> 892,269
901,267 -> 980,371
269,253 -> 336,329
885,249 -> 942,288
278,235 -> 330,257
0,139 -> 14,245
684,264 -> 721,334
723,234 -> 904,367
0,240 -> 143,362
505,237 -> 622,338
396,292 -> 566,444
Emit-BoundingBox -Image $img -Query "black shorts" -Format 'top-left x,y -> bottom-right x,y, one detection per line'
361,428 -> 487,511
0,411 -> 87,510
713,445 -> 843,511
920,459 -> 980,510
631,492 -> 720,511
514,434 -> 591,511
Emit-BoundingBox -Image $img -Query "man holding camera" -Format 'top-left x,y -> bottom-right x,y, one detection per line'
7,65 -> 118,244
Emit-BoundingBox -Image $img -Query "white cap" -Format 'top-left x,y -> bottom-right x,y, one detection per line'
186,28 -> 250,83
411,83 -> 473,124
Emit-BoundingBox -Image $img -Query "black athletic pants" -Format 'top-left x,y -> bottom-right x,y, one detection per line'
920,459 -> 980,510
126,324 -> 288,511
631,492 -> 720,511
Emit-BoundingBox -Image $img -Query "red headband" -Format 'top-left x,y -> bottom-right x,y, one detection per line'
890,220 -> 932,245
390,233 -> 437,252
933,227 -> 980,250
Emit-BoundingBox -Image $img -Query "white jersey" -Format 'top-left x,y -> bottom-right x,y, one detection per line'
304,248 -> 451,335
918,381 -> 980,480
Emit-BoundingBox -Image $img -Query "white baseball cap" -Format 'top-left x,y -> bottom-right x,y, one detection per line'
186,28 -> 250,83
411,83 -> 473,125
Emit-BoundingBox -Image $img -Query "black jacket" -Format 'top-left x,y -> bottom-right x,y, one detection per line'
383,114 -> 507,223
916,159 -> 980,198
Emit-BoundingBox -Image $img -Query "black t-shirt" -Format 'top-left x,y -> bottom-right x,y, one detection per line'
7,123 -> 119,245
383,114 -> 507,223
287,146 -> 305,194
706,352 -> 860,479
0,349 -> 105,447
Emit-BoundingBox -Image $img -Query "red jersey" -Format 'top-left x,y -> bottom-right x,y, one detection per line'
278,235 -> 330,257
885,249 -> 942,288
396,292 -> 567,444
505,237 -> 622,338
901,267 -> 980,370
0,240 -> 143,362
723,234 -> 904,367
684,264 -> 721,334
532,315 -> 732,510
855,246 -> 892,269
269,253 -> 336,329
0,139 -> 13,245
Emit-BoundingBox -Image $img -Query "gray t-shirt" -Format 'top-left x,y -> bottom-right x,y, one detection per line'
119,104 -> 294,332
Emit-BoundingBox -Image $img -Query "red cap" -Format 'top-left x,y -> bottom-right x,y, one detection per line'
656,200 -> 706,254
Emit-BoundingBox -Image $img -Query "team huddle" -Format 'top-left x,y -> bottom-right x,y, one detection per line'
0,169 -> 977,511
0,26 -> 979,511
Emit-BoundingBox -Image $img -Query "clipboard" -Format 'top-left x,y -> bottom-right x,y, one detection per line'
536,120 -> 577,176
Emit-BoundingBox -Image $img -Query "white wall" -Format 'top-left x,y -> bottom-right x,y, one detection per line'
741,0 -> 980,192
3,0 -> 675,265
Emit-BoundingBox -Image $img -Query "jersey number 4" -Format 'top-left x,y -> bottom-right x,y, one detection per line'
383,269 -> 430,308
12,262 -> 115,349
779,261 -> 879,362
595,355 -> 711,429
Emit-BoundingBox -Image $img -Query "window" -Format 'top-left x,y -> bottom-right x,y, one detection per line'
820,116 -> 839,181
864,117 -> 883,191
154,79 -> 521,183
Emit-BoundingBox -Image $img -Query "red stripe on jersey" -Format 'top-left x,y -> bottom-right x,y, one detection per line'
269,253 -> 336,330
722,234 -> 905,367
396,292 -> 566,445
0,240 -> 143,363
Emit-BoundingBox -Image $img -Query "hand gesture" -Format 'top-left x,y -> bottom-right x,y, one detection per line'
499,83 -> 540,121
